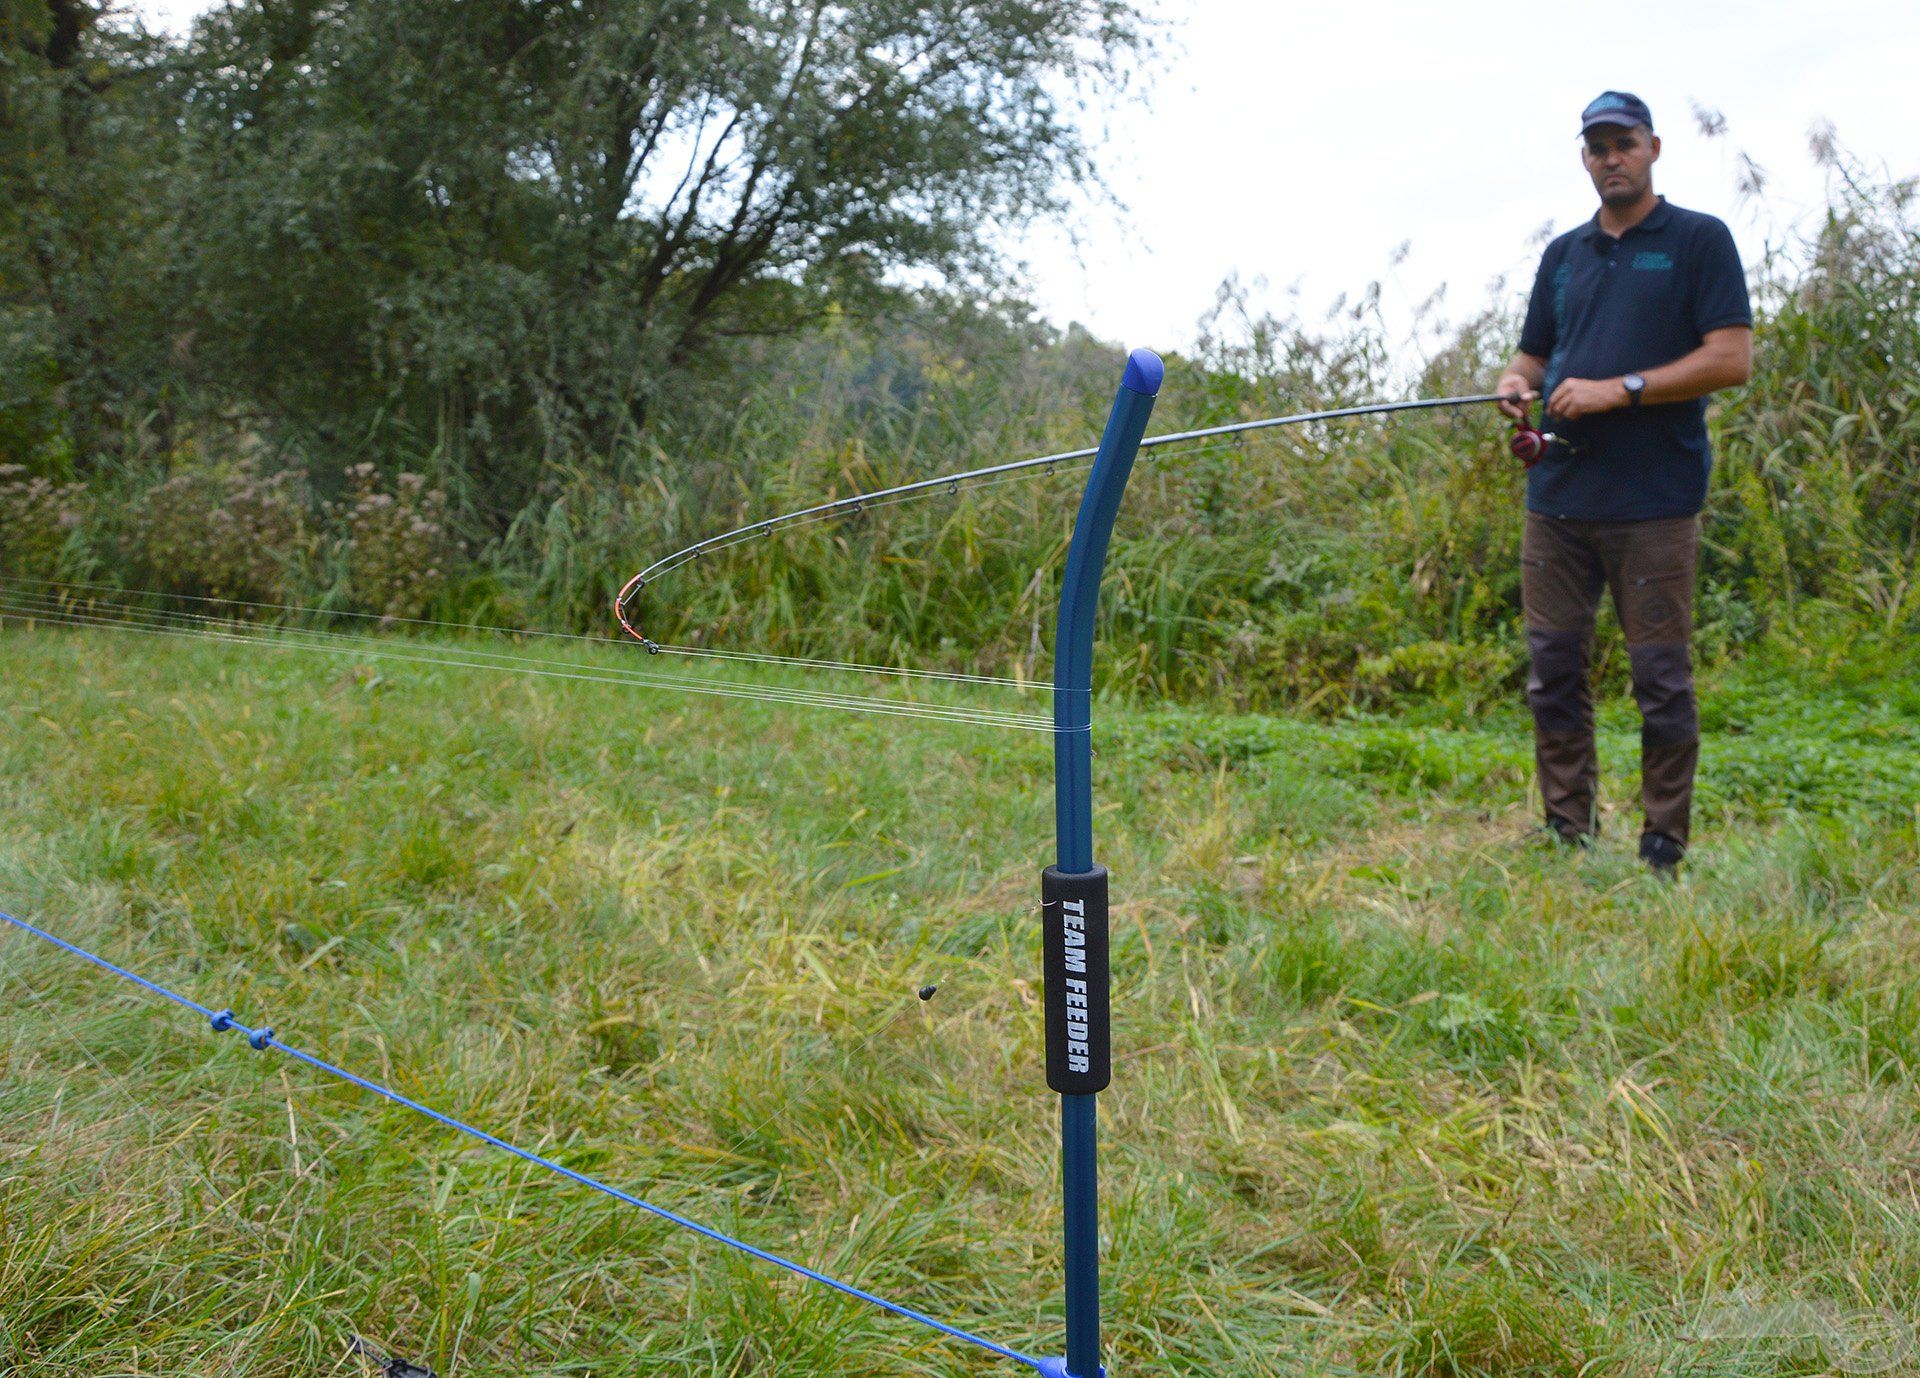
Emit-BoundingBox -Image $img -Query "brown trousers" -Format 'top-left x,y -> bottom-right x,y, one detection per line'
1521,511 -> 1700,845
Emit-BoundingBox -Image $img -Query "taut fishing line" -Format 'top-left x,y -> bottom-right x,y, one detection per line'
0,582 -> 1055,733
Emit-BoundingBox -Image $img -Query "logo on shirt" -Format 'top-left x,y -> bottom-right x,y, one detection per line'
1631,250 -> 1675,271
1552,262 -> 1573,333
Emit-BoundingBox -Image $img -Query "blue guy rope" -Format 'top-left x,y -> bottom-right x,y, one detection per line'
1043,348 -> 1164,1378
0,907 -> 1049,1375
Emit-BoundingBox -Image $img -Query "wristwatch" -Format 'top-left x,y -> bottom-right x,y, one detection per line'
1623,373 -> 1646,407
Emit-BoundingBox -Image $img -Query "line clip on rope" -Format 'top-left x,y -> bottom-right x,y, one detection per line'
207,1005 -> 275,1048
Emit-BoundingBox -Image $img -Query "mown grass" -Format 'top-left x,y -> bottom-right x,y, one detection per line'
3,626 -> 1919,1377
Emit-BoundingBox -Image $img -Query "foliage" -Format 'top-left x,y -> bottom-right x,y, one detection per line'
0,461 -> 81,575
19,157 -> 1916,711
540,165 -> 1917,715
125,458 -> 308,602
6,15 -> 1919,1371
1709,145 -> 1920,636
334,464 -> 459,619
119,0 -> 1141,513
0,2 -> 186,466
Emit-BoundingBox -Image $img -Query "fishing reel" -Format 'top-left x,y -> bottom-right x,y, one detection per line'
1508,413 -> 1580,468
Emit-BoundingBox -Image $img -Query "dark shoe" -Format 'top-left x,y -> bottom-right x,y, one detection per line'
1547,816 -> 1594,850
1639,831 -> 1685,876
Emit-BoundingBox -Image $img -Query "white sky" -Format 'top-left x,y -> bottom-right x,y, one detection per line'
1026,0 -> 1920,361
135,0 -> 1920,367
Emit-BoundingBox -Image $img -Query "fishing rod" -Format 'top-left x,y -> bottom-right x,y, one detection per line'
614,390 -> 1538,647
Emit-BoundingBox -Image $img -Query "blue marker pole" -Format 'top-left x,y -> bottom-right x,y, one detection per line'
1043,348 -> 1163,1378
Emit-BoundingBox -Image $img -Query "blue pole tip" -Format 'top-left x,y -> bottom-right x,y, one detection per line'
1120,348 -> 1164,397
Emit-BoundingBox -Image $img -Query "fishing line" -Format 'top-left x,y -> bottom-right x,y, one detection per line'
0,572 -> 1043,695
0,581 -> 966,708
626,426 -> 1294,594
3,415 -> 1398,700
643,644 -> 1047,689
0,590 -> 1058,733
5,396 -> 1502,712
0,572 -> 635,649
627,422 -> 1403,687
635,454 -> 1100,587
629,430 -> 1288,680
0,604 -> 1053,734
0,431 -> 1263,702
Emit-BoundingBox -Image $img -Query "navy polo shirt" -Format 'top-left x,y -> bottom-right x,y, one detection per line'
1519,197 -> 1751,521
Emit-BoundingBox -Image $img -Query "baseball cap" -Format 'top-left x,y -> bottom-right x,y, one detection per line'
1580,90 -> 1653,135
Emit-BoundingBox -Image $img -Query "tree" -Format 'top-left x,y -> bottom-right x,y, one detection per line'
0,1 -> 182,469
175,0 -> 1147,518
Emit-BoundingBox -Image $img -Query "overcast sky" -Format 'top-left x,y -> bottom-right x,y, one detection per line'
1022,0 -> 1920,363
134,0 -> 1920,368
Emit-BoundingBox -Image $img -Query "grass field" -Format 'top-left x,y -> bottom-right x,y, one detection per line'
3,624 -> 1919,1377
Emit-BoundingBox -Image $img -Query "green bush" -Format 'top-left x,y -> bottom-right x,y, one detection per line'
334,465 -> 459,620
126,459 -> 307,602
0,465 -> 84,578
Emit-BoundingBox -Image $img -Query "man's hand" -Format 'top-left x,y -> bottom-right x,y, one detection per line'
1495,373 -> 1537,421
1547,376 -> 1625,421
1494,352 -> 1546,420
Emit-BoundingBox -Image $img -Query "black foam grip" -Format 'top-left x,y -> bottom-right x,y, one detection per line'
1042,865 -> 1110,1094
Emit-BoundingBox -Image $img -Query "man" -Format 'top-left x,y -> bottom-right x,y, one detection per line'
1495,91 -> 1753,874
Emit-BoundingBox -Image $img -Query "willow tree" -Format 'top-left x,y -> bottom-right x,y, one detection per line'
174,0 -> 1145,515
